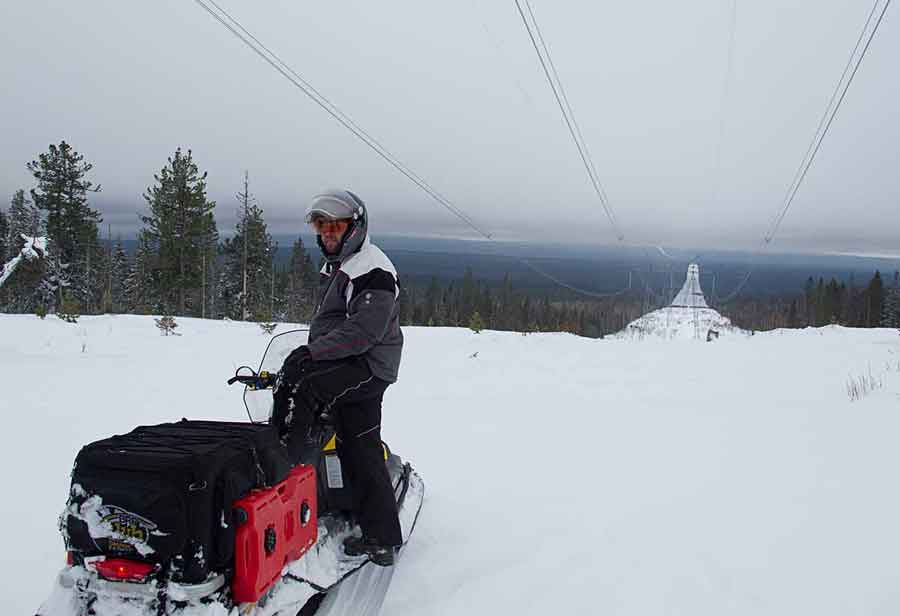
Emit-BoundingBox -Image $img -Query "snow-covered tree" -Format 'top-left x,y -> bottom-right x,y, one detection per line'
139,148 -> 217,316
7,189 -> 42,243
0,235 -> 52,313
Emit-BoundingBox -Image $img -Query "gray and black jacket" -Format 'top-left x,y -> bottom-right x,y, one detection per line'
306,236 -> 403,383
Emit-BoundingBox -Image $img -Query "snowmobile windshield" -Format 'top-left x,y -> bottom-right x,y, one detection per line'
243,329 -> 310,423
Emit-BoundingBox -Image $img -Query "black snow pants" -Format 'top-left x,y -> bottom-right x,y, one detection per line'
275,356 -> 403,548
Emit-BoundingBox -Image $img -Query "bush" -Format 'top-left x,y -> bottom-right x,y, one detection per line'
155,315 -> 180,336
56,292 -> 80,324
468,311 -> 484,334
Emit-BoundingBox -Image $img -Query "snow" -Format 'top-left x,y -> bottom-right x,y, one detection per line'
0,235 -> 47,288
4,314 -> 900,614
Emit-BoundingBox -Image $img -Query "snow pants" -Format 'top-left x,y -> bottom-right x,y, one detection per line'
278,356 -> 403,548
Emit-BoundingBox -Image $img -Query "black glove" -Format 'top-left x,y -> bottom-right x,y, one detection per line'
281,345 -> 312,384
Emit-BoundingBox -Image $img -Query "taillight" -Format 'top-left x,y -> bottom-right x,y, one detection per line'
92,558 -> 155,582
66,552 -> 73,566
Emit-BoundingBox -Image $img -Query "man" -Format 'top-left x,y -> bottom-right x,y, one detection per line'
275,189 -> 403,566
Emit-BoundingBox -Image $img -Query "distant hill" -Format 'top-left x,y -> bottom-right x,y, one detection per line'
111,234 -> 899,298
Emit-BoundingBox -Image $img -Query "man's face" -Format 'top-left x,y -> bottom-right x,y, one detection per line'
311,217 -> 351,254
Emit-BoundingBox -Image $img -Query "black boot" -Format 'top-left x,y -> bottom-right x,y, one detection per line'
342,535 -> 396,567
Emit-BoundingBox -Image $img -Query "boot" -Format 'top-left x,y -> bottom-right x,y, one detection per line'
342,535 -> 396,567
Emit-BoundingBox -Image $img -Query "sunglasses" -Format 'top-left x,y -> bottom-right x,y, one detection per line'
310,217 -> 351,233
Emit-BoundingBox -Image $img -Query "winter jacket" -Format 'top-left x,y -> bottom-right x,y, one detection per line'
306,236 -> 403,382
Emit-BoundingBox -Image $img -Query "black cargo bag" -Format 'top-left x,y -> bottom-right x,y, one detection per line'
64,420 -> 291,583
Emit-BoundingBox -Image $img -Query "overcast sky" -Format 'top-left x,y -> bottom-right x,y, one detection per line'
1,0 -> 897,254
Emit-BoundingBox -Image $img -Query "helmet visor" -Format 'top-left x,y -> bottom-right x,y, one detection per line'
305,194 -> 358,224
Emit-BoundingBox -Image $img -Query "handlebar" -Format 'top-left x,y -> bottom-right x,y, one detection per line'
227,368 -> 277,390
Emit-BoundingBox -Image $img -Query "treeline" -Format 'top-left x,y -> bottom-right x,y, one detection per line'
4,141 -> 899,337
725,272 -> 900,331
398,269 -> 647,337
0,141 -> 319,322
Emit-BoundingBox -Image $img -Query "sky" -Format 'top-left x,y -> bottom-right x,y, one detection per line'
1,0 -> 897,254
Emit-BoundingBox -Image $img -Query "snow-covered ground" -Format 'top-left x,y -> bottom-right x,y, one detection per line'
4,314 -> 900,615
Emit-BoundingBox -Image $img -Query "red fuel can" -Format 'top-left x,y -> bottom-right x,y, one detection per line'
232,464 -> 318,603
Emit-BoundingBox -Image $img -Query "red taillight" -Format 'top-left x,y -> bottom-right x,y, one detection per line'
66,552 -> 73,566
92,558 -> 155,582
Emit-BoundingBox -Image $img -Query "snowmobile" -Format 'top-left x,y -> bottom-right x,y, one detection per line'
37,330 -> 424,616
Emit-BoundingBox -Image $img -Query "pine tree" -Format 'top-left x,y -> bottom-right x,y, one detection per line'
125,234 -> 157,314
0,208 -> 7,265
283,237 -> 319,322
199,211 -> 219,319
460,267 -> 477,325
882,289 -> 900,328
2,192 -> 46,311
0,235 -> 49,313
468,310 -> 484,333
866,271 -> 884,327
109,239 -> 130,313
27,142 -> 103,311
498,273 -> 514,330
219,173 -> 274,321
7,189 -> 43,243
139,148 -> 217,315
804,276 -> 815,326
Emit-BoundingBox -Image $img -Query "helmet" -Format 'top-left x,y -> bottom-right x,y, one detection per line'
305,189 -> 368,262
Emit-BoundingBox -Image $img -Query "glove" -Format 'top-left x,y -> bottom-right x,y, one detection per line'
281,345 -> 312,384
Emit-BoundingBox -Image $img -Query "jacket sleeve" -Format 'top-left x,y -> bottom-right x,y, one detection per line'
306,268 -> 397,361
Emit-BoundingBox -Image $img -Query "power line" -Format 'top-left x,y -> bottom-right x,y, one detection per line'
513,0 -> 624,241
764,0 -> 891,244
194,0 -> 639,301
714,0 -> 891,305
520,259 -> 632,298
772,0 -> 881,242
192,0 -> 493,240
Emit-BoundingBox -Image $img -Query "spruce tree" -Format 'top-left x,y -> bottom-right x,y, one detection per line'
125,234 -> 157,314
804,276 -> 815,326
27,142 -> 102,311
139,148 -> 217,315
866,271 -> 884,327
283,236 -> 319,322
460,267 -> 477,325
0,208 -> 7,265
423,276 -> 441,326
498,273 -> 514,330
219,173 -> 274,321
1,191 -> 48,312
109,239 -> 130,313
7,189 -> 42,245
